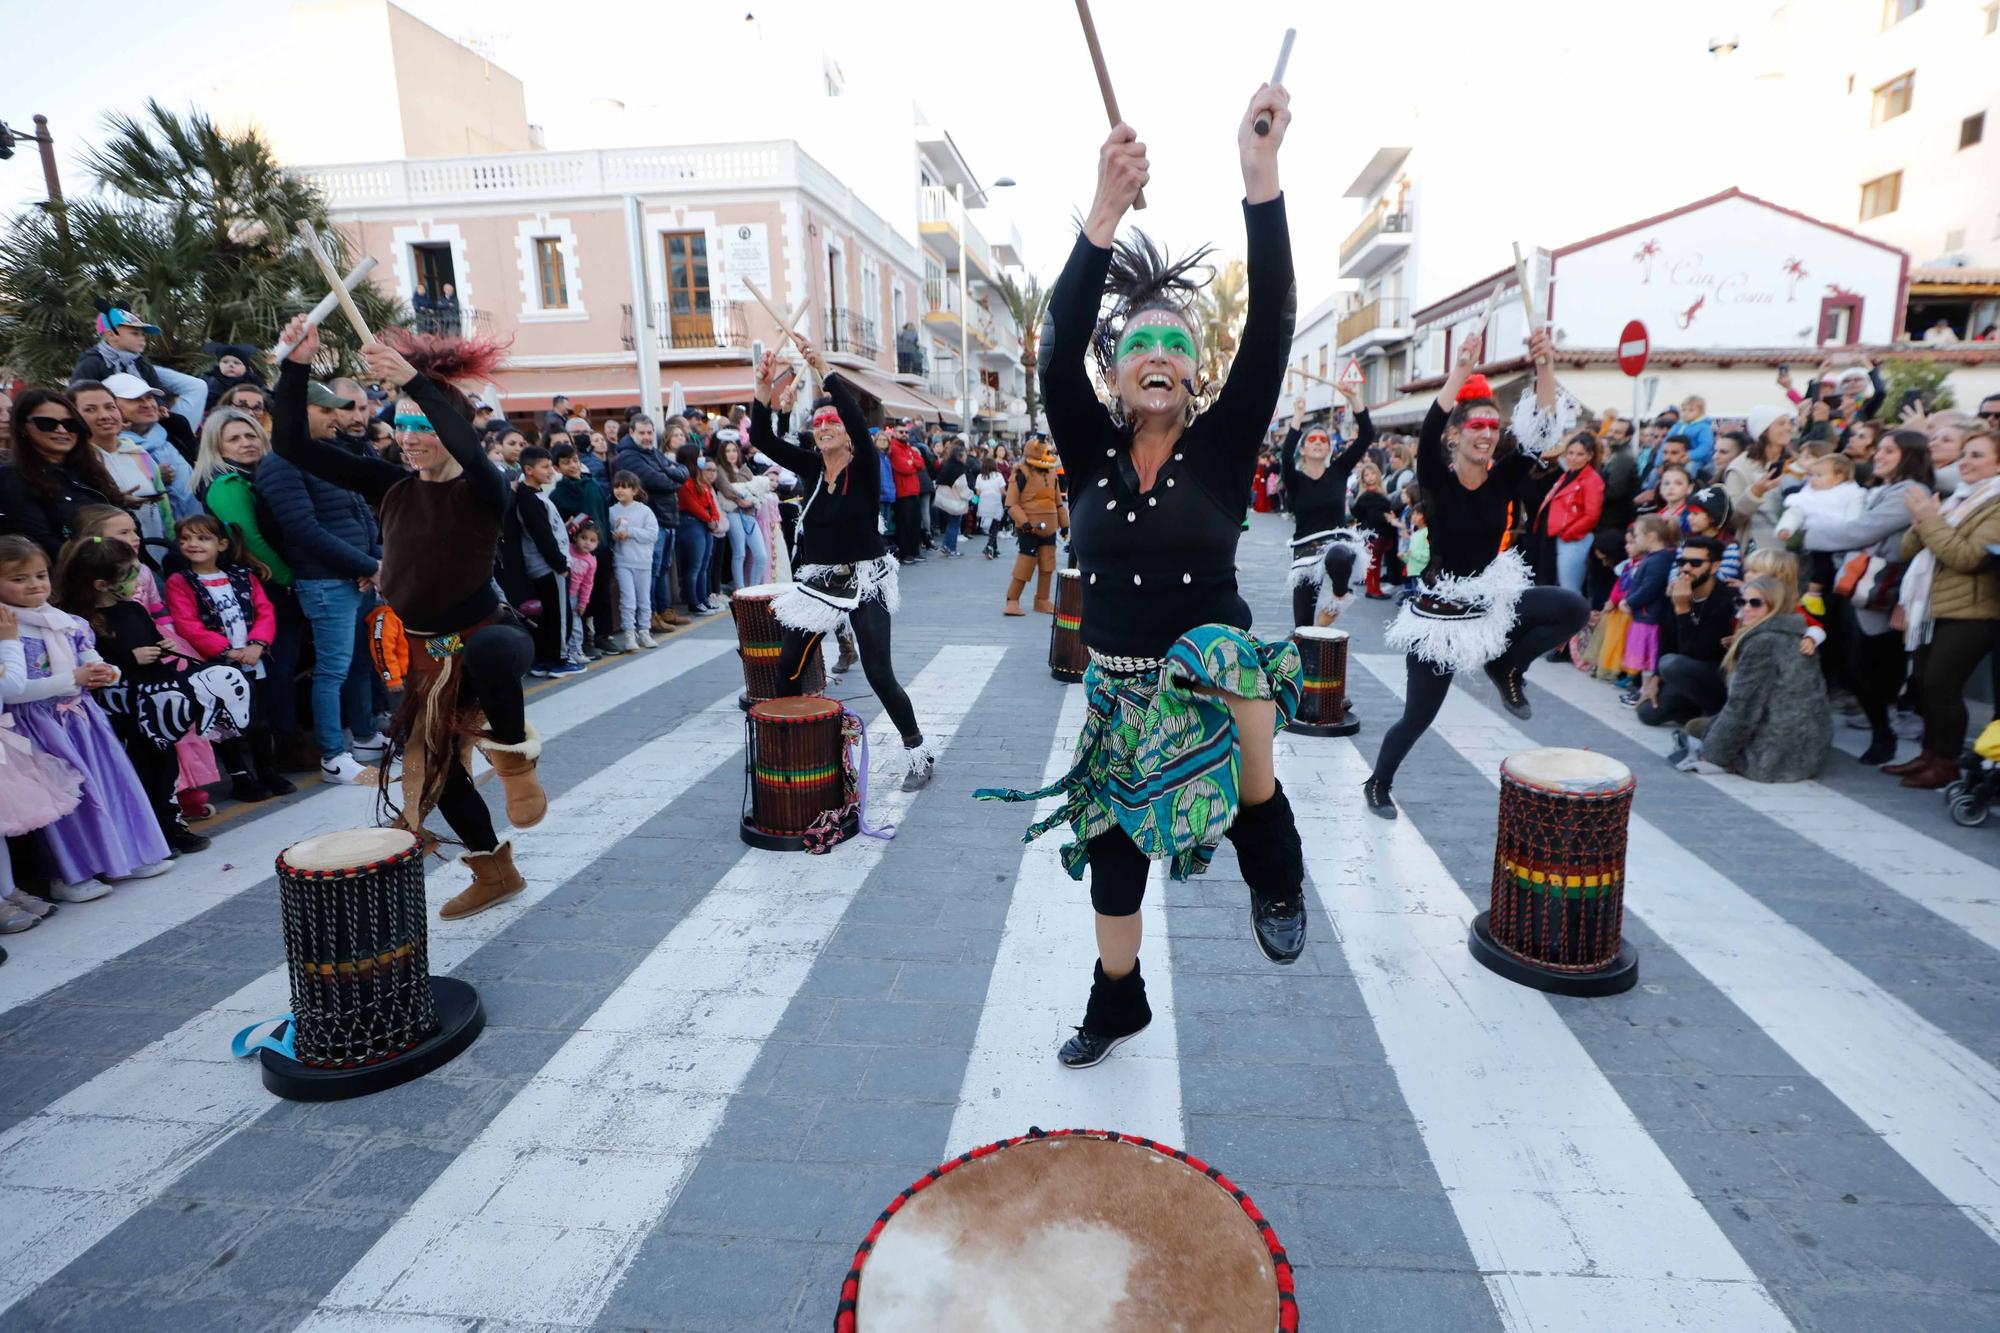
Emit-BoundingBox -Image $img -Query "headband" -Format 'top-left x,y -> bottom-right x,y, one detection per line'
394,413 -> 435,433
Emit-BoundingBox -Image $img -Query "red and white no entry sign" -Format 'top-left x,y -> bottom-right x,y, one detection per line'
1618,320 -> 1650,377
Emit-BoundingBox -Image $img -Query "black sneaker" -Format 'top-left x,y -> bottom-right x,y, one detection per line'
800,565 -> 861,612
1057,1022 -> 1151,1069
1249,889 -> 1307,964
1667,730 -> 1691,767
1361,776 -> 1398,820
263,770 -> 297,797
229,772 -> 271,803
166,822 -> 211,854
1484,662 -> 1531,720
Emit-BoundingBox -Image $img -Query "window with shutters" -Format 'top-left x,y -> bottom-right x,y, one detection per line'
1871,72 -> 1914,125
1859,171 -> 1902,221
1962,112 -> 1985,149
533,238 -> 568,309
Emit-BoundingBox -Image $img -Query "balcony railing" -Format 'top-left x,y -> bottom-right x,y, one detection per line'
1337,297 -> 1411,347
923,277 -> 960,318
918,185 -> 996,278
1338,208 -> 1412,266
829,311 -> 880,359
618,300 -> 748,352
410,303 -> 493,338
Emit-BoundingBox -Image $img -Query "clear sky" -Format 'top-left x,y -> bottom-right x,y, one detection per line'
4,0 -> 1758,304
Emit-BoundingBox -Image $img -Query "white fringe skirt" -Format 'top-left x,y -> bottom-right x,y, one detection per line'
772,555 -> 902,635
1288,527 -> 1373,619
1383,547 -> 1533,675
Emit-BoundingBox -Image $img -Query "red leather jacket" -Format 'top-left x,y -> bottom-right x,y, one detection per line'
1537,465 -> 1604,543
889,439 -> 923,499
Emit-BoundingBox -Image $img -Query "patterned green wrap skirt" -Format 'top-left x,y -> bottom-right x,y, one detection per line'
975,624 -> 1301,882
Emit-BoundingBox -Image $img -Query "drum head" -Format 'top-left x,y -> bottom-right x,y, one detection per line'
1503,746 -> 1632,794
749,694 -> 843,724
733,582 -> 793,601
1292,625 -> 1348,642
850,1132 -> 1288,1332
282,827 -> 418,873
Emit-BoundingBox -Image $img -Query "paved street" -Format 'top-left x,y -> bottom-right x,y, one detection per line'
2,515 -> 1998,1332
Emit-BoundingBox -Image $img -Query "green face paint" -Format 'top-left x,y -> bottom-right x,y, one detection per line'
1116,321 -> 1197,362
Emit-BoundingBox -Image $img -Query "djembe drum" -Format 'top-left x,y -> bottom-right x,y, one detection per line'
1287,625 -> 1359,737
742,695 -> 857,851
1469,747 -> 1639,996
838,1128 -> 1297,1333
261,828 -> 484,1100
732,581 -> 824,709
1048,568 -> 1086,683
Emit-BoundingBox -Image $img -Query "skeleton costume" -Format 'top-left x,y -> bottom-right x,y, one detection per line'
750,373 -> 932,789
1280,412 -> 1375,626
1364,374 -> 1590,818
1001,439 -> 1069,615
977,199 -> 1311,1068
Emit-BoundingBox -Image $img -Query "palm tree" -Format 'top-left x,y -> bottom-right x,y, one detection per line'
0,101 -> 403,386
996,271 -> 1052,429
1194,258 -> 1248,389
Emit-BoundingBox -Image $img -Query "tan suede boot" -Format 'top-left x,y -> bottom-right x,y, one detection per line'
479,724 -> 547,828
1003,577 -> 1028,616
1031,553 -> 1056,614
439,841 -> 526,920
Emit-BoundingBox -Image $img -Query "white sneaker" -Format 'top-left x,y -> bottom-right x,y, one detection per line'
106,859 -> 174,881
51,878 -> 114,903
350,732 -> 391,763
321,753 -> 390,786
636,630 -> 659,649
0,902 -> 38,933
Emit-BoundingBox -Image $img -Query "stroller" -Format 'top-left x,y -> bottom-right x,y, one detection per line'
1944,718 -> 2000,828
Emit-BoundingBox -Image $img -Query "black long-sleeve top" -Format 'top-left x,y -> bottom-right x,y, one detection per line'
747,372 -> 884,567
1414,401 -> 1551,581
1043,195 -> 1295,658
271,360 -> 508,633
1280,409 -> 1373,539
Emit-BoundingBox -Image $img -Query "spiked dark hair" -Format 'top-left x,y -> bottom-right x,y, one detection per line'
1085,229 -> 1213,390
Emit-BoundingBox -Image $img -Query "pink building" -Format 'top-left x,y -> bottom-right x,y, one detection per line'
298,140 -> 959,430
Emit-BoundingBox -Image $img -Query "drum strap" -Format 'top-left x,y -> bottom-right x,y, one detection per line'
229,1013 -> 298,1061
803,707 -> 898,853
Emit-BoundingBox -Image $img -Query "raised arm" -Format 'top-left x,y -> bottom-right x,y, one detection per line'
1205,185 -> 1296,463
270,360 -> 401,503
1042,230 -> 1118,484
361,339 -> 508,514
1333,384 -> 1375,471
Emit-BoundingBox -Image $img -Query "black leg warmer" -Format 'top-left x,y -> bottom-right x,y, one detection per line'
1081,958 -> 1152,1038
1225,780 -> 1306,902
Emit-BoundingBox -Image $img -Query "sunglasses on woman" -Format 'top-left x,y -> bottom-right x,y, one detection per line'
27,415 -> 78,434
1742,597 -> 1768,610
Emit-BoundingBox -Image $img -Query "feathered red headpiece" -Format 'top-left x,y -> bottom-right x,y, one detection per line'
1457,373 -> 1494,404
384,328 -> 510,385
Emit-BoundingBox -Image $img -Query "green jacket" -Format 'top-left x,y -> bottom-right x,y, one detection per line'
202,469 -> 293,586
551,473 -> 611,545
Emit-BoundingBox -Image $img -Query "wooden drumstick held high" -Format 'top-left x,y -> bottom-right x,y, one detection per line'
1074,0 -> 1146,210
1512,242 -> 1541,334
271,256 -> 377,360
1255,29 -> 1296,135
295,221 -> 373,344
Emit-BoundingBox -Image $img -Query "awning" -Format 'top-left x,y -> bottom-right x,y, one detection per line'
831,362 -> 962,428
496,363 -> 758,414
1362,392 -> 1433,430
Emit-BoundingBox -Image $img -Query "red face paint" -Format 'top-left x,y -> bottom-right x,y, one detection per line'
812,409 -> 843,431
1462,416 -> 1502,433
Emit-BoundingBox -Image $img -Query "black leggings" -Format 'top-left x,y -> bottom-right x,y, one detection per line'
1290,545 -> 1358,628
1371,587 -> 1589,789
1087,827 -> 1151,916
1835,599 -> 1907,739
774,596 -> 921,742
1917,618 -> 1994,759
428,621 -> 534,853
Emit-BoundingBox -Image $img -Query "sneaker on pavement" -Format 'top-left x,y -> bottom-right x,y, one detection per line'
5,891 -> 54,920
664,610 -> 693,626
51,878 -> 114,902
166,822 -> 210,855
0,902 -> 38,933
636,630 -> 658,649
529,662 -> 558,678
546,661 -> 587,677
350,732 -> 392,764
321,752 -> 388,786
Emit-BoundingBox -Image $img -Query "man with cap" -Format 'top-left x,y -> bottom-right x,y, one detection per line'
71,303 -> 207,431
101,372 -> 201,522
259,376 -> 391,784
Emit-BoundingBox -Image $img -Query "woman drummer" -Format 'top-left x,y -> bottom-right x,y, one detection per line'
1280,383 -> 1375,627
1362,328 -> 1590,819
977,83 -> 1307,1069
271,316 -> 542,920
749,339 -> 932,790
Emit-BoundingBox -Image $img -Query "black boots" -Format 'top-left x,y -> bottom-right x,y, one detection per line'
1226,781 -> 1308,964
1059,958 -> 1153,1069
1484,661 -> 1531,720
1362,775 -> 1398,820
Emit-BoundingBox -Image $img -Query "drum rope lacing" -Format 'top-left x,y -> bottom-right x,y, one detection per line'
275,846 -> 440,1066
1489,774 -> 1634,973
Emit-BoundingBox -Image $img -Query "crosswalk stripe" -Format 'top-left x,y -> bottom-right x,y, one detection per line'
1524,659 -> 2000,955
1276,731 -> 1792,1329
1356,655 -> 2000,1249
947,685 -> 1179,1154
0,638 -> 735,1016
300,647 -> 1001,1329
0,681 -> 749,1319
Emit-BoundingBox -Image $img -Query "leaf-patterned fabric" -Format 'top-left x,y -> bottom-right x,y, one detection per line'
976,624 -> 1300,881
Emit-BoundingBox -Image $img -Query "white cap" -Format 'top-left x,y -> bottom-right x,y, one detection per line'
101,372 -> 161,401
1745,404 -> 1787,442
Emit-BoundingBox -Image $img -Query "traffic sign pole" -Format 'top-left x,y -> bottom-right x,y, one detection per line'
1617,319 -> 1650,429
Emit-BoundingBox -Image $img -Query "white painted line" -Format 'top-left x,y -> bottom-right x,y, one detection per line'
948,686 -> 1178,1154
1357,654 -> 2000,1249
0,638 -> 735,1015
1518,657 -> 2000,955
1276,731 -> 1791,1330
300,647 -> 1002,1329
0,681 -> 750,1320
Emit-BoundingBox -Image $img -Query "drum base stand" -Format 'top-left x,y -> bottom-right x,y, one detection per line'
741,809 -> 859,852
1050,666 -> 1083,684
1468,912 -> 1639,998
1287,709 -> 1360,738
257,977 -> 486,1101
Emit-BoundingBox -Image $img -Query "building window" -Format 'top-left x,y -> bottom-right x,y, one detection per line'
1883,0 -> 1922,26
1871,72 -> 1915,124
661,231 -> 712,347
1988,1 -> 1998,34
532,237 -> 568,309
1318,345 -> 1329,380
1859,171 -> 1903,220
1963,112 -> 1986,148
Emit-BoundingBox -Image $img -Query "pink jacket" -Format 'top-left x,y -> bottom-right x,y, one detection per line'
568,548 -> 597,608
163,567 -> 277,661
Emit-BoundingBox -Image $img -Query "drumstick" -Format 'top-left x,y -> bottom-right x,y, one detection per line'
1255,29 -> 1296,136
743,278 -> 800,349
1512,242 -> 1540,334
271,257 -> 377,360
1074,0 -> 1147,211
295,222 -> 373,344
